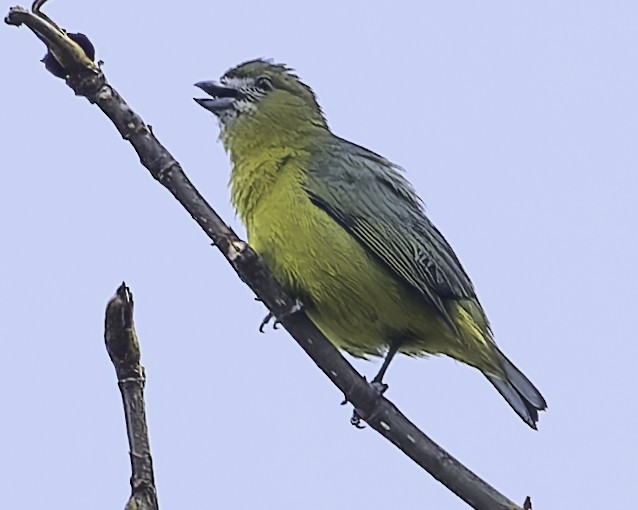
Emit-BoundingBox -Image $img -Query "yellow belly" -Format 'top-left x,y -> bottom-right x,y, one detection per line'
246,169 -> 460,359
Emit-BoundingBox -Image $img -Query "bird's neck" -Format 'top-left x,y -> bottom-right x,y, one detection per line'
223,121 -> 327,224
228,146 -> 299,226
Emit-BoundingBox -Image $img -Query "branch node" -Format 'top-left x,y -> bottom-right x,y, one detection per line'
119,375 -> 145,385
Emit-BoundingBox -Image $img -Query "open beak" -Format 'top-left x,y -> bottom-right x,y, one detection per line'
194,81 -> 240,114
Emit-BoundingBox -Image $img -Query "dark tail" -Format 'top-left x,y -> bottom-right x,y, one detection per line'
486,350 -> 547,429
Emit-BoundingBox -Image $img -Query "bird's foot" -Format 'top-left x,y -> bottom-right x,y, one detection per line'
258,312 -> 281,333
257,298 -> 303,333
342,378 -> 389,429
350,409 -> 367,429
370,380 -> 389,394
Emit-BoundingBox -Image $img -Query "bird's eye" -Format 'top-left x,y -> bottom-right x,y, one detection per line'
255,76 -> 273,91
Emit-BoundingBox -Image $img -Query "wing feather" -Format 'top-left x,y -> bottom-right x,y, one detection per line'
305,138 -> 477,333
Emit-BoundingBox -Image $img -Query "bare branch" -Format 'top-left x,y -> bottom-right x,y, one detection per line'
6,4 -> 528,509
105,283 -> 159,510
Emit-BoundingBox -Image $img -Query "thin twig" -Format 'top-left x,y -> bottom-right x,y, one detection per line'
6,4 -> 529,509
105,283 -> 159,510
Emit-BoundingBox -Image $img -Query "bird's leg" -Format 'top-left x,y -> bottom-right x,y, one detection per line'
371,339 -> 401,389
258,298 -> 303,333
350,340 -> 401,428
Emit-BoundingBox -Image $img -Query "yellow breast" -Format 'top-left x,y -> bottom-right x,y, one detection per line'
236,157 -> 450,358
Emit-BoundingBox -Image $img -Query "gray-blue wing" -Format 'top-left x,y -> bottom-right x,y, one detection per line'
304,138 -> 476,333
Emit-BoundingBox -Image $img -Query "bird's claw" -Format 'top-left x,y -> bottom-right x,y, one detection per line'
258,312 -> 281,333
257,299 -> 303,333
346,377 -> 389,429
350,410 -> 366,429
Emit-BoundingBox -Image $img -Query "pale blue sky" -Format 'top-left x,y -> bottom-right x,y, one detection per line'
2,1 -> 636,508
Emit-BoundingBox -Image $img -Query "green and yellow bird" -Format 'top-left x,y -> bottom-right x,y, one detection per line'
195,59 -> 547,428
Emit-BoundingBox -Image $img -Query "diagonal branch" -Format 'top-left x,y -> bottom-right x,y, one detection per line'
105,283 -> 159,510
6,4 -> 528,509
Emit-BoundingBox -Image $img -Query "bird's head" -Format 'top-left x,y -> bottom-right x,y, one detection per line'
194,59 -> 327,152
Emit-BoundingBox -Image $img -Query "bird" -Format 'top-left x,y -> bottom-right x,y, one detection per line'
194,59 -> 547,428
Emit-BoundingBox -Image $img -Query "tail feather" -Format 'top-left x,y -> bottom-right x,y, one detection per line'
487,350 -> 547,429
